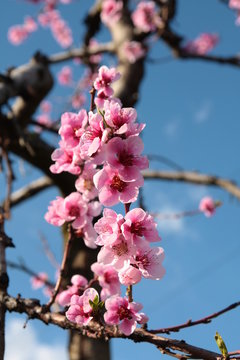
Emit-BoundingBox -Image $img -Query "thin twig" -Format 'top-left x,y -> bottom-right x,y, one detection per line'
149,300 -> 240,334
39,232 -> 60,270
7,260 -> 54,288
46,226 -> 74,308
152,201 -> 222,220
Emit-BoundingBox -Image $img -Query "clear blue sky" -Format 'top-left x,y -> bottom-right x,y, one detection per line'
1,1 -> 240,359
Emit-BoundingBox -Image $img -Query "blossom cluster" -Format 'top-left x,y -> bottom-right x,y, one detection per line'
183,33 -> 219,55
8,16 -> 38,45
95,208 -> 165,285
44,65 -> 163,334
229,0 -> 240,24
8,1 -> 72,47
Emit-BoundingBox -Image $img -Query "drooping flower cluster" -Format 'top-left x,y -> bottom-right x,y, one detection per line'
183,33 -> 219,55
8,1 -> 73,48
38,9 -> 73,48
45,66 -> 160,335
8,16 -> 38,45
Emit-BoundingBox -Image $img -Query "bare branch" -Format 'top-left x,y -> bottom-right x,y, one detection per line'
143,170 -> 240,201
48,42 -> 115,64
8,176 -> 53,208
46,226 -> 74,308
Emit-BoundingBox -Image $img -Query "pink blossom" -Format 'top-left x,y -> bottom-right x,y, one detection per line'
71,274 -> 88,287
199,196 -> 216,217
94,66 -> 120,92
49,11 -> 73,48
38,10 -> 59,27
103,99 -> 145,137
66,288 -> 99,325
94,89 -> 111,109
61,192 -> 88,229
71,93 -> 86,109
75,162 -> 99,201
94,66 -> 120,101
45,196 -> 65,226
132,1 -> 163,33
104,296 -> 148,335
118,262 -> 142,286
103,100 -> 140,136
24,16 -> 38,32
93,165 -> 144,206
81,222 -> 98,249
50,145 -> 82,175
134,243 -> 165,280
57,66 -> 73,86
58,274 -> 88,307
79,111 -> 109,160
122,208 -> 161,244
229,0 -> 240,10
122,41 -> 146,63
40,100 -> 52,113
8,25 -> 29,45
106,136 -> 149,182
94,208 -> 124,245
91,262 -> 121,300
59,110 -> 88,149
97,234 -> 136,270
184,33 -> 219,55
87,201 -> 102,218
101,0 -> 123,27
36,113 -> 52,129
31,272 -> 48,289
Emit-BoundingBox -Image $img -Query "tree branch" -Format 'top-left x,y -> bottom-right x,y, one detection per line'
3,293 -> 225,360
48,42 -> 115,64
7,176 -> 53,208
143,170 -> 240,201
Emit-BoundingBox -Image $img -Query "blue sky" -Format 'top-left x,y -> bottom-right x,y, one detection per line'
1,0 -> 240,359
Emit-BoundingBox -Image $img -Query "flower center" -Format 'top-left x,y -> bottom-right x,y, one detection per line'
110,175 -> 127,192
136,254 -> 150,268
118,305 -> 132,321
69,206 -> 80,218
130,221 -> 144,236
118,151 -> 133,166
84,179 -> 93,191
112,240 -> 128,257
